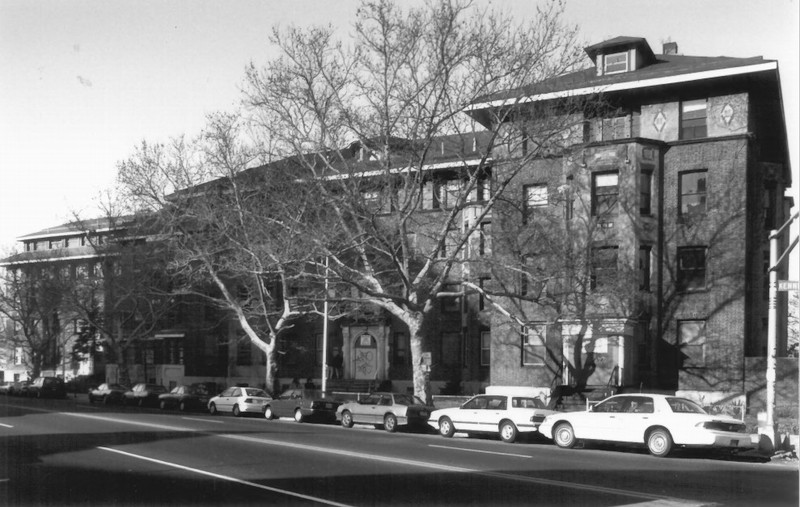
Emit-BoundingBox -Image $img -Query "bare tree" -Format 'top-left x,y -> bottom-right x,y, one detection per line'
241,0 -> 586,402
116,113 -> 329,395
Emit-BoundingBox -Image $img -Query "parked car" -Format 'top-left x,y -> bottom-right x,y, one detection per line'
263,388 -> 341,423
5,381 -> 27,396
208,386 -> 271,416
123,383 -> 168,407
158,383 -> 214,411
337,392 -> 430,432
428,392 -> 556,443
88,383 -> 129,404
538,393 -> 756,457
27,377 -> 67,399
14,380 -> 33,397
0,382 -> 12,395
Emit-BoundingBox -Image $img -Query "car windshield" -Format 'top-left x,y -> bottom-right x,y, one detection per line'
392,394 -> 424,406
147,385 -> 167,393
244,388 -> 268,398
666,397 -> 706,414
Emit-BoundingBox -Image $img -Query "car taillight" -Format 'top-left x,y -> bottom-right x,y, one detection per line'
697,421 -> 748,433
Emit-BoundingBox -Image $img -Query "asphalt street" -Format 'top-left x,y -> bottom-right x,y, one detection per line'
1,395 -> 797,506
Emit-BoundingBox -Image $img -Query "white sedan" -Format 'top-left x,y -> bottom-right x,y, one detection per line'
208,386 -> 272,417
538,393 -> 755,457
428,393 -> 556,443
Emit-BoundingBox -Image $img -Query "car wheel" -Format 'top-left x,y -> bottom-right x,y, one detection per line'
160,400 -> 167,410
438,417 -> 455,438
341,410 -> 354,428
264,406 -> 274,420
553,422 -> 577,449
233,405 -> 241,417
294,409 -> 304,423
104,395 -> 112,405
179,401 -> 187,412
209,402 -> 218,415
647,428 -> 673,457
384,414 -> 397,433
499,420 -> 518,443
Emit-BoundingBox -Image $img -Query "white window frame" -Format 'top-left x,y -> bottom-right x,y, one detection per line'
522,324 -> 547,366
604,51 -> 629,74
678,320 -> 707,367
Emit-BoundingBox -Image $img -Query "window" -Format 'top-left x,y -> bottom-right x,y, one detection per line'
361,190 -> 381,212
478,277 -> 489,310
467,178 -> 489,203
639,246 -> 651,291
602,116 -> 628,141
592,172 -> 618,217
441,284 -> 461,313
679,170 -> 707,218
604,51 -> 629,74
523,184 -> 548,223
392,332 -> 408,366
640,170 -> 652,215
681,99 -> 707,139
591,246 -> 618,289
479,222 -> 491,256
678,320 -> 707,367
315,333 -> 324,366
522,324 -> 547,366
235,338 -> 251,365
480,331 -> 491,366
441,332 -> 461,367
677,247 -> 706,292
436,179 -> 461,209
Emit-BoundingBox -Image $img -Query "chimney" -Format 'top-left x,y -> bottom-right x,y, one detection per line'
663,41 -> 678,55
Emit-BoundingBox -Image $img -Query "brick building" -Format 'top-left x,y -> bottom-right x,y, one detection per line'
2,37 -> 792,402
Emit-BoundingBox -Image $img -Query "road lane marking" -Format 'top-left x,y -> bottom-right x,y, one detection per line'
429,444 -> 531,458
181,417 -> 225,424
97,446 -> 353,507
222,434 -> 688,504
0,422 -> 14,428
62,412 -> 196,432
56,413 -> 697,505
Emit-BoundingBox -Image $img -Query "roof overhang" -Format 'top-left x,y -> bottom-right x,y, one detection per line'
465,61 -> 779,112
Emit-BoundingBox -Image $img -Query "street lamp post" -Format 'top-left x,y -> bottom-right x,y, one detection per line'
764,210 -> 799,451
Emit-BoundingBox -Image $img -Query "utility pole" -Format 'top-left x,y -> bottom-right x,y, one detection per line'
765,210 -> 799,451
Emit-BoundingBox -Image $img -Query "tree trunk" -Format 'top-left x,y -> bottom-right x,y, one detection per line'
406,317 -> 431,405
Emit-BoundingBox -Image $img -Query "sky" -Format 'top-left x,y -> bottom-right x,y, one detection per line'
1,0 -> 798,277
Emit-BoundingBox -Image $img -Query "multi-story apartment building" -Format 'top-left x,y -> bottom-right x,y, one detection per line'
466,36 -> 792,402
2,37 -> 791,403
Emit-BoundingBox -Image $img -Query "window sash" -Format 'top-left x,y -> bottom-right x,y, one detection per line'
677,247 -> 707,292
522,324 -> 547,366
678,320 -> 707,367
680,171 -> 707,216
681,100 -> 707,139
591,247 -> 618,289
480,331 -> 491,366
604,52 -> 628,74
592,173 -> 619,216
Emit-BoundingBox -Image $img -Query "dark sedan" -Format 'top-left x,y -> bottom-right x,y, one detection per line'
263,389 -> 341,423
88,383 -> 129,404
27,377 -> 67,399
158,383 -> 213,412
123,383 -> 168,407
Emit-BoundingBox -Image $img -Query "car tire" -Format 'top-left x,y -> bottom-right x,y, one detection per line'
264,406 -> 274,420
104,395 -> 112,405
438,417 -> 455,438
209,402 -> 218,415
384,414 -> 397,433
647,428 -> 673,457
294,409 -> 304,423
553,422 -> 577,449
499,420 -> 518,443
179,401 -> 187,412
341,410 -> 354,428
233,405 -> 241,417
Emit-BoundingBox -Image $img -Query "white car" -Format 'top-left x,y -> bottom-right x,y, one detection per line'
538,393 -> 755,457
428,393 -> 556,443
208,386 -> 272,417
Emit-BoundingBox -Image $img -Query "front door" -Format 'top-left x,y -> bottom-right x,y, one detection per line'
353,333 -> 378,380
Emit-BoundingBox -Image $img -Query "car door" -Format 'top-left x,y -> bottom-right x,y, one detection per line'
479,396 -> 507,431
609,396 -> 655,443
354,394 -> 380,423
580,396 -> 624,441
456,396 -> 488,432
216,387 -> 237,412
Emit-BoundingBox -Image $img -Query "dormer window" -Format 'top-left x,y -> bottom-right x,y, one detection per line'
604,51 -> 629,74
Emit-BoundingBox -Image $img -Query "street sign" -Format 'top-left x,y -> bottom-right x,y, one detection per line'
777,281 -> 799,291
